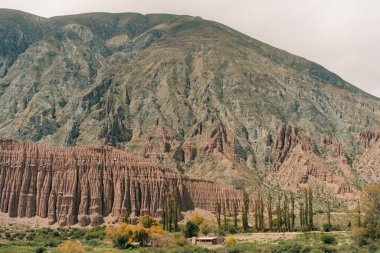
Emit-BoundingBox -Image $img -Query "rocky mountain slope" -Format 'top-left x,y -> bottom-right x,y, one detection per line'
0,9 -> 379,198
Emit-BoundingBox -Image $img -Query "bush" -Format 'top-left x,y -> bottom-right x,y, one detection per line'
184,220 -> 199,238
52,231 -> 60,237
225,236 -> 237,245
323,224 -> 332,232
44,241 -> 59,247
173,233 -> 187,246
321,234 -> 336,244
106,223 -> 149,248
35,247 -> 46,253
87,239 -> 99,246
57,240 -> 85,253
190,213 -> 207,226
83,226 -> 105,241
200,221 -> 215,236
138,215 -> 159,228
113,235 -> 128,249
71,229 -> 85,239
26,233 -> 35,241
301,246 -> 312,253
319,245 -> 337,253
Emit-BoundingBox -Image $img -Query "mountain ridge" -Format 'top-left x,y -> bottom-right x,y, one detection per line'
0,9 -> 379,198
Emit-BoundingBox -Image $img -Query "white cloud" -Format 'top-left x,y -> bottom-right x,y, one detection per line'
0,0 -> 379,98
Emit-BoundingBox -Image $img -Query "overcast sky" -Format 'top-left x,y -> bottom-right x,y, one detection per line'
1,0 -> 379,98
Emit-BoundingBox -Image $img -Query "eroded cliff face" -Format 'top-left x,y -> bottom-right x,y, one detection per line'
353,131 -> 380,184
0,138 -> 243,226
266,126 -> 358,198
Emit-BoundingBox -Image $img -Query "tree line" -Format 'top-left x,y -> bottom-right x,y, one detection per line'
214,187 -> 316,232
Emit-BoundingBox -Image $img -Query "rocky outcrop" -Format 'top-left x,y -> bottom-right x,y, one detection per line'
272,126 -> 314,171
267,126 -> 358,197
0,138 -> 243,226
352,131 -> 380,185
358,131 -> 380,149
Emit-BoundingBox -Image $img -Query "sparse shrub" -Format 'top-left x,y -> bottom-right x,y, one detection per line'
87,239 -> 99,246
71,229 -> 85,239
15,232 -> 25,240
368,243 -> 378,253
26,233 -> 35,241
84,226 -> 105,241
173,233 -> 187,246
321,234 -> 336,244
57,240 -> 85,253
52,231 -> 60,237
217,228 -> 226,236
301,246 -> 312,253
319,245 -> 337,253
44,241 -> 59,247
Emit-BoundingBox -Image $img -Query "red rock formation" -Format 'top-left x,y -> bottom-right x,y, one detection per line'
272,125 -> 314,171
267,127 -> 358,197
0,138 -> 243,226
358,131 -> 380,149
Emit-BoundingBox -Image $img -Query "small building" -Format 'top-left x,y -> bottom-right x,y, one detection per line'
191,236 -> 222,246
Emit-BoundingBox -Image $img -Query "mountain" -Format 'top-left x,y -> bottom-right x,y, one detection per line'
0,9 -> 379,199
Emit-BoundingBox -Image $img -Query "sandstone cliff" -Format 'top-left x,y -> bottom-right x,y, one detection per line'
0,138 -> 243,226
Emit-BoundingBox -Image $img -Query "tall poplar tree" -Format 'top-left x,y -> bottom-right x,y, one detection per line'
268,193 -> 273,231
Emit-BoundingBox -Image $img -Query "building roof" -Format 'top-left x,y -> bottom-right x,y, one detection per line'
196,237 -> 218,240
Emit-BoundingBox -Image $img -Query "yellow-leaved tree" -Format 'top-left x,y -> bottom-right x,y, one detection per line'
106,221 -> 164,249
351,184 -> 380,245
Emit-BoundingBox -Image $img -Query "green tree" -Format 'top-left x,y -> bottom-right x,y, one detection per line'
254,199 -> 259,231
276,195 -> 282,232
215,201 -> 222,228
290,193 -> 295,231
223,202 -> 227,229
359,184 -> 380,240
242,191 -> 250,232
326,201 -> 331,228
299,202 -> 304,227
304,188 -> 309,227
162,208 -> 166,230
121,210 -> 129,223
259,192 -> 265,231
184,220 -> 199,238
233,200 -> 238,229
308,187 -> 313,230
268,193 -> 273,231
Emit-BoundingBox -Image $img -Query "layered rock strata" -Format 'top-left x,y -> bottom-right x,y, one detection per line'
0,138 -> 243,226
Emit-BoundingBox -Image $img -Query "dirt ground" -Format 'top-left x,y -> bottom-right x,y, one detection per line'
233,231 -> 348,243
